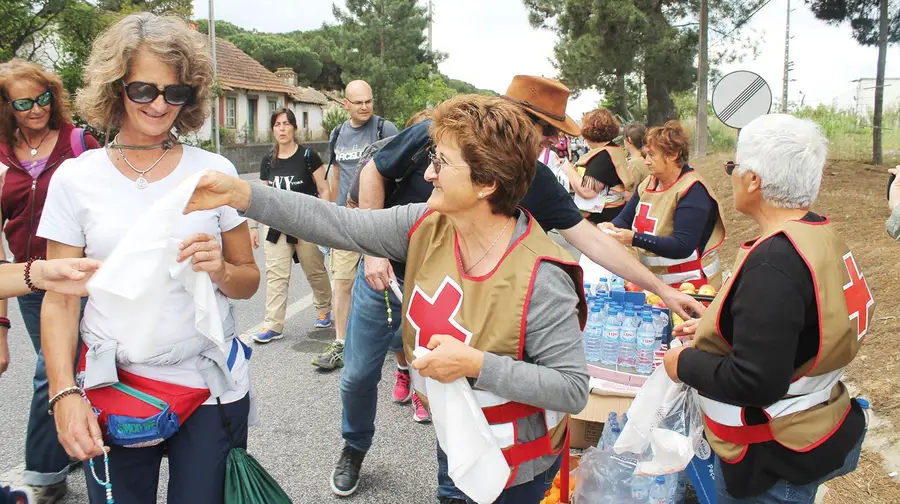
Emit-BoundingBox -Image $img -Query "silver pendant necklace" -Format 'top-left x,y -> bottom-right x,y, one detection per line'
19,129 -> 51,158
460,217 -> 514,274
114,134 -> 171,189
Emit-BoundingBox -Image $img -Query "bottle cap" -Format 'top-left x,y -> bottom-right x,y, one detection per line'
856,398 -> 870,410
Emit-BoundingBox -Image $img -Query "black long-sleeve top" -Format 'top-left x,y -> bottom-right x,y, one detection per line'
677,212 -> 865,498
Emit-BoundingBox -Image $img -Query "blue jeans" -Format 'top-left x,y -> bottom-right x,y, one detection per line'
84,395 -> 250,504
18,292 -> 66,486
437,444 -> 562,504
714,427 -> 866,503
18,292 -> 87,486
340,265 -> 404,452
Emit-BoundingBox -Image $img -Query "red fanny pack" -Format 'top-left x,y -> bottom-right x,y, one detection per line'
76,344 -> 210,447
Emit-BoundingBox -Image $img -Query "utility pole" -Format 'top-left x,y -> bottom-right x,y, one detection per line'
782,0 -> 792,112
873,0 -> 888,165
427,0 -> 434,53
696,0 -> 709,157
209,0 -> 220,154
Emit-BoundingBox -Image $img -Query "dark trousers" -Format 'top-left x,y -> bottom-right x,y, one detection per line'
19,292 -> 87,486
84,394 -> 250,504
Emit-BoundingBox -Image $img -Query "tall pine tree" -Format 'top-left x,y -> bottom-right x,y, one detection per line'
332,0 -> 440,119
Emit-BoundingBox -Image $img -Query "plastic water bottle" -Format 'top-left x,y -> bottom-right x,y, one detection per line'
600,307 -> 622,366
620,412 -> 628,429
599,412 -> 618,450
649,475 -> 668,504
618,308 -> 638,368
635,312 -> 657,375
607,423 -> 621,449
596,278 -> 609,296
631,474 -> 652,503
585,303 -> 604,362
675,472 -> 687,504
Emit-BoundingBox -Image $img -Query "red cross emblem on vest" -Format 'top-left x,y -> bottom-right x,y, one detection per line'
842,252 -> 874,340
633,202 -> 658,235
407,277 -> 473,348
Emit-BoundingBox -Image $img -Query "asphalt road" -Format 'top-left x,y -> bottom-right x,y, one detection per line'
0,172 -> 579,504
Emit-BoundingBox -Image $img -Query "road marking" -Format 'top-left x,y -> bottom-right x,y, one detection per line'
239,293 -> 313,343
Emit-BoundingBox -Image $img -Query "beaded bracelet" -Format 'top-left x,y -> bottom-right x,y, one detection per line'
24,258 -> 42,293
384,290 -> 393,327
48,386 -> 86,416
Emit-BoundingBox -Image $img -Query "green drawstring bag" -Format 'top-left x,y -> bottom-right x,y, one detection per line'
217,399 -> 292,504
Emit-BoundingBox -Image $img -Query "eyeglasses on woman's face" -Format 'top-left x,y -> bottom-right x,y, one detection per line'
724,161 -> 740,175
9,90 -> 52,112
429,150 -> 468,175
123,81 -> 195,106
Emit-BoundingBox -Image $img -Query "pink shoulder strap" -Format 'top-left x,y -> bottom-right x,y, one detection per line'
69,128 -> 86,158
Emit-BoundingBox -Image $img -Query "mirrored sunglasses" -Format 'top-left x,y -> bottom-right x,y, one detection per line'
9,90 -> 52,112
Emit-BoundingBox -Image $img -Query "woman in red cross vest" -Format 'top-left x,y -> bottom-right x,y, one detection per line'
600,121 -> 726,290
184,94 -> 591,504
664,114 -> 870,503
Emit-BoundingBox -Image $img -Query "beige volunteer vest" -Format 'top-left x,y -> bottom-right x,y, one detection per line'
575,145 -> 632,212
401,209 -> 587,483
692,219 -> 873,462
626,154 -> 650,197
632,170 -> 726,289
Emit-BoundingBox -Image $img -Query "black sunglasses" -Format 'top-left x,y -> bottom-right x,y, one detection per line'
9,90 -> 52,112
724,161 -> 739,175
123,81 -> 195,106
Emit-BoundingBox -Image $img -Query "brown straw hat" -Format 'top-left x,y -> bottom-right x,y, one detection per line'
502,75 -> 582,137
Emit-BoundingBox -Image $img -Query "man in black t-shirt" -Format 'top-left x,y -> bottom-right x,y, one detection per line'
328,76 -> 706,500
248,109 -> 334,344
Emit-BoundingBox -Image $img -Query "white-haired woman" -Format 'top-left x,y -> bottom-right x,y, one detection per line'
887,167 -> 900,239
665,114 -> 869,503
38,13 -> 259,504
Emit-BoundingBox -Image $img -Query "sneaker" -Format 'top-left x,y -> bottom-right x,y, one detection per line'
312,341 -> 344,370
252,329 -> 283,344
330,444 -> 366,497
28,481 -> 66,504
412,393 -> 431,423
315,312 -> 333,329
392,370 -> 412,403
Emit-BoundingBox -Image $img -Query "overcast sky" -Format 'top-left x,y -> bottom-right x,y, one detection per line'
193,0 -> 899,118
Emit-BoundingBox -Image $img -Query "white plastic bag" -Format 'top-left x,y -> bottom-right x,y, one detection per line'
613,345 -> 703,476
412,347 -> 509,504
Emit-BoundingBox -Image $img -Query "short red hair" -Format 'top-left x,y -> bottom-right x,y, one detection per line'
645,120 -> 690,167
430,95 -> 539,216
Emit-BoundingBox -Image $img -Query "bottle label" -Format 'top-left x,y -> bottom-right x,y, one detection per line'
621,329 -> 636,342
638,335 -> 656,346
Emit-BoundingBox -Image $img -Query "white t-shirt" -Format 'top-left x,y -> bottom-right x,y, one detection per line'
38,146 -> 250,404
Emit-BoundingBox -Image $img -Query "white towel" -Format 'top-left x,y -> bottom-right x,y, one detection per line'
86,171 -> 227,362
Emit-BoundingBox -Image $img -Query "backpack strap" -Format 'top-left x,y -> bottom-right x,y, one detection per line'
326,124 -> 342,178
376,117 -> 385,140
69,128 -> 87,158
305,148 -> 311,167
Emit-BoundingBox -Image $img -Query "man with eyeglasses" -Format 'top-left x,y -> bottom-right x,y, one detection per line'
314,80 -> 399,372
328,75 -> 707,500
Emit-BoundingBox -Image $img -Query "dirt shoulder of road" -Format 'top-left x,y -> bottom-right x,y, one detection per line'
691,155 -> 900,503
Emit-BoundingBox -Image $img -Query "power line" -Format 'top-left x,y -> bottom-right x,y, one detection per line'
711,0 -> 774,47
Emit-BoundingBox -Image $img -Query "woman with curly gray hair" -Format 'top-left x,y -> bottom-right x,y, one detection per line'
38,13 -> 259,504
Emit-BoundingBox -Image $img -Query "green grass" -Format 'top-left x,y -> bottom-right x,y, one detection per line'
681,105 -> 900,165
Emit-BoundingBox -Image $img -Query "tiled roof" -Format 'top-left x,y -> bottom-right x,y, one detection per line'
215,38 -> 300,98
295,86 -> 328,105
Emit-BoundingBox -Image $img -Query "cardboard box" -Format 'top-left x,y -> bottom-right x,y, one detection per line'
569,392 -> 634,449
